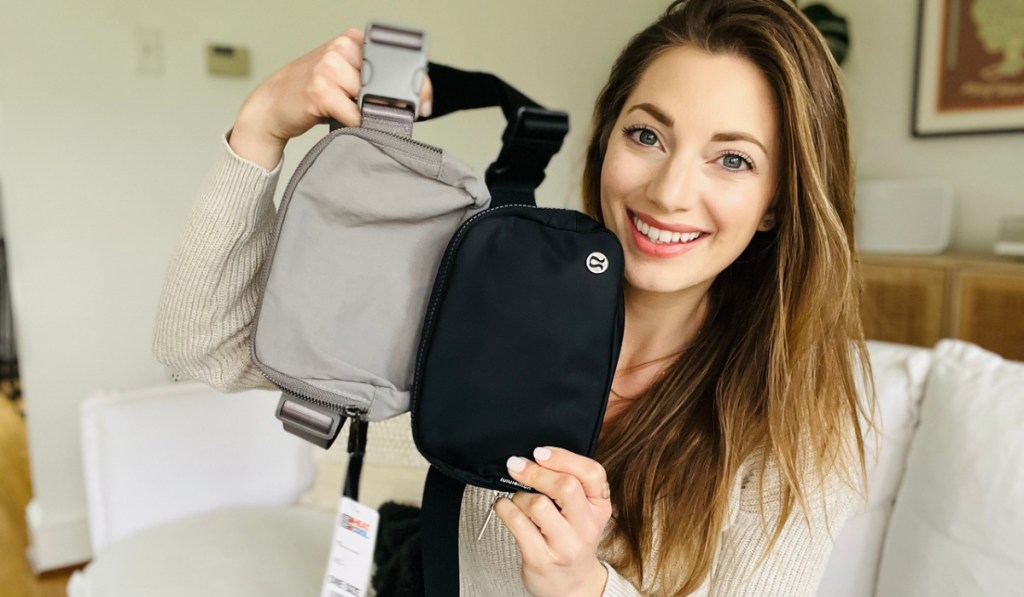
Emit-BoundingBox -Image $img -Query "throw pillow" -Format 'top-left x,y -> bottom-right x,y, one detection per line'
875,340 -> 1024,596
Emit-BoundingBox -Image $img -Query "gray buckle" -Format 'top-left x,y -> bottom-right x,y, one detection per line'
359,22 -> 428,135
275,394 -> 344,449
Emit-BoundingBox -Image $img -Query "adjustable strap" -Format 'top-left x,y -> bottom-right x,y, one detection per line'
423,63 -> 569,208
342,418 -> 369,501
360,102 -> 415,138
421,466 -> 465,597
484,107 -> 569,208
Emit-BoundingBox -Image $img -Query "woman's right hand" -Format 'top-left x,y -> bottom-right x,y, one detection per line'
228,28 -> 433,170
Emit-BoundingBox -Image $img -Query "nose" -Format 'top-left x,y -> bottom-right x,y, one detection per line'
645,156 -> 698,212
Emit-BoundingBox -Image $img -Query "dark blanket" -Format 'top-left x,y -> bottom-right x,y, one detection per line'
371,502 -> 425,597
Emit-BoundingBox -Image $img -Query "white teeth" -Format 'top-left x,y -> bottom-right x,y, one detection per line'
632,215 -> 703,244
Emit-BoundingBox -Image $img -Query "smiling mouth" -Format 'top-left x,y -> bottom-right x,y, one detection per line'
630,213 -> 708,245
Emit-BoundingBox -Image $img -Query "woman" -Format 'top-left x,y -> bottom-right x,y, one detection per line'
154,0 -> 873,594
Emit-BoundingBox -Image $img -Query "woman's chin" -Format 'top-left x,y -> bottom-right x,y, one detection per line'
625,270 -> 697,295
618,262 -> 716,296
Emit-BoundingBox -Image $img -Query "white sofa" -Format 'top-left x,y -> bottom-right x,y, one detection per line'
68,339 -> 1024,596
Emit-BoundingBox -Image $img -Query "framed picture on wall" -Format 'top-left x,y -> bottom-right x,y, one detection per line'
912,0 -> 1024,137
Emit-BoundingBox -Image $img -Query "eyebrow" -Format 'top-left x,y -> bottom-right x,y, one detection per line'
711,132 -> 769,157
627,103 -> 674,127
626,102 -> 770,157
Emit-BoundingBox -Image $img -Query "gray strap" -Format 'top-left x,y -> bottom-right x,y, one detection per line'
361,102 -> 415,138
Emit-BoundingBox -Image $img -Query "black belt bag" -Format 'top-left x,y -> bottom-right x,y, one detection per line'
413,205 -> 624,491
411,129 -> 625,594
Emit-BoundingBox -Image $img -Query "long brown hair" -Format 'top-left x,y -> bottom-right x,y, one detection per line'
584,0 -> 873,593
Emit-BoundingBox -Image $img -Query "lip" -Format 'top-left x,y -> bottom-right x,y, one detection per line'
630,210 -> 707,234
626,210 -> 708,258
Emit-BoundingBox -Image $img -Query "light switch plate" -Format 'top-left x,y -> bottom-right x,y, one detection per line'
137,27 -> 163,75
206,44 -> 250,77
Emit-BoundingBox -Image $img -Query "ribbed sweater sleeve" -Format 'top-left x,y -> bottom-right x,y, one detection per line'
152,134 -> 280,391
601,564 -> 643,596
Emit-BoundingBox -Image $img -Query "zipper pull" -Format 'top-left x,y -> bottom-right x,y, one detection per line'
477,491 -> 510,540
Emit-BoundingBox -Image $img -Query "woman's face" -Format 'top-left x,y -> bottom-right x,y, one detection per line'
600,45 -> 779,296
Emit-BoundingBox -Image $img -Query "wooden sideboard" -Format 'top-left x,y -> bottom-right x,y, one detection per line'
859,253 -> 1024,361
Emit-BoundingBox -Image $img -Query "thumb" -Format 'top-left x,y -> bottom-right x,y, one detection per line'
419,74 -> 434,118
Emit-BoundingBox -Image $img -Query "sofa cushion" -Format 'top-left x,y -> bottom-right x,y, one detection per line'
876,340 -> 1024,596
69,506 -> 334,597
817,341 -> 933,597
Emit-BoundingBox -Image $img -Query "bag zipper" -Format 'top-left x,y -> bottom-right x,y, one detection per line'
260,365 -> 368,420
477,489 -> 515,539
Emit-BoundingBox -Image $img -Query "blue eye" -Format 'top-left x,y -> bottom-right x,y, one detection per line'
638,129 -> 658,146
622,125 -> 660,148
721,152 -> 754,171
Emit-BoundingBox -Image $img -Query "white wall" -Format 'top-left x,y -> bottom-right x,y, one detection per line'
834,0 -> 1024,251
0,0 -> 667,569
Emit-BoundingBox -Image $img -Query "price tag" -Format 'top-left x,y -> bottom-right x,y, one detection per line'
321,497 -> 379,597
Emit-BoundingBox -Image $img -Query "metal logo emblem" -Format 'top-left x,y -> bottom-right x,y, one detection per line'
586,252 -> 609,274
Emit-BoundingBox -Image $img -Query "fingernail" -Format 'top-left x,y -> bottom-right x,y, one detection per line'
507,456 -> 526,473
533,447 -> 551,462
420,101 -> 432,118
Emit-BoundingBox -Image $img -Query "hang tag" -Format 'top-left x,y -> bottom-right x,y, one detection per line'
321,497 -> 379,597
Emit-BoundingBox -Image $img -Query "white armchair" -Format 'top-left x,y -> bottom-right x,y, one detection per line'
68,382 -> 335,597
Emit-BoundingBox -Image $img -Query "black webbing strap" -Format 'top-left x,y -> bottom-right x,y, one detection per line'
342,419 -> 369,500
332,62 -> 568,208
423,63 -> 569,208
421,465 -> 465,597
484,106 -> 569,208
413,64 -> 569,597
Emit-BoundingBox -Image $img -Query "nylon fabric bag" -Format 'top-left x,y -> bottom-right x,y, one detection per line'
411,202 -> 624,597
412,205 -> 624,491
251,126 -> 490,431
249,23 -> 570,450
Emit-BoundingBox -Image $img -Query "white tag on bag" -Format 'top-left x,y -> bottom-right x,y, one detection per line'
321,497 -> 380,597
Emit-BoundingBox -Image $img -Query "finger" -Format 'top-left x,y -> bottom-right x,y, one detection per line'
494,496 -> 550,560
510,491 -> 575,551
343,27 -> 365,45
506,456 -> 593,529
318,49 -> 362,100
533,447 -> 610,504
419,74 -> 433,117
307,73 -> 360,128
330,31 -> 364,70
323,91 -> 362,128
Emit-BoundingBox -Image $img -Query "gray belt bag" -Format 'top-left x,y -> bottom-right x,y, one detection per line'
251,23 -> 568,449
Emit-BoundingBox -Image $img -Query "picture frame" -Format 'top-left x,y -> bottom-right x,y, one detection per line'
912,0 -> 1024,137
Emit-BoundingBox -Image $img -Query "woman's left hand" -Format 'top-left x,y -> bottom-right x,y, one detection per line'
495,446 -> 613,597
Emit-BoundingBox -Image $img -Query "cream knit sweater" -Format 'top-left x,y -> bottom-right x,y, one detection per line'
153,136 -> 862,596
